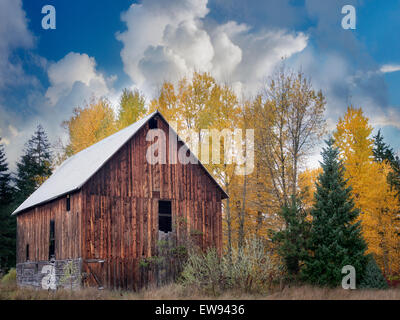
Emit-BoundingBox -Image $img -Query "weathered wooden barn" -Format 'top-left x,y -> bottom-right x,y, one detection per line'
13,111 -> 227,290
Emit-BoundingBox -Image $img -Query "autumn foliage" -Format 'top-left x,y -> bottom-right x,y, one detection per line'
8,68 -> 398,287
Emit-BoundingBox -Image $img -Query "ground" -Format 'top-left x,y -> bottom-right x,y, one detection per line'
1,280 -> 400,300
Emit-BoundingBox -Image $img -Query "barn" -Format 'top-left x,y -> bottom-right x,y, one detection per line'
12,110 -> 227,290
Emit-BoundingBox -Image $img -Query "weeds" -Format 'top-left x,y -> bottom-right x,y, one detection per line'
180,237 -> 280,296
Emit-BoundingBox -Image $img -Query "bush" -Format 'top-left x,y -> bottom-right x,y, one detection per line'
1,268 -> 16,285
180,247 -> 222,296
359,256 -> 388,290
180,237 -> 278,296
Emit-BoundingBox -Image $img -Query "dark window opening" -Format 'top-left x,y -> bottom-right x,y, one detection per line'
66,194 -> 70,211
149,117 -> 158,129
49,220 -> 55,260
158,200 -> 172,233
26,244 -> 29,261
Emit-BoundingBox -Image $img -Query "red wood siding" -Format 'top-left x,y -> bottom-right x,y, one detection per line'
80,117 -> 223,288
16,192 -> 82,263
16,115 -> 223,290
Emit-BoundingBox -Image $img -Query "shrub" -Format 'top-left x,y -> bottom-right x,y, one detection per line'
59,260 -> 80,290
359,256 -> 388,290
223,237 -> 278,293
180,247 -> 222,296
180,237 -> 278,296
1,268 -> 16,285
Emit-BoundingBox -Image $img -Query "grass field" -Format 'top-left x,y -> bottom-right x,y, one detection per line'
1,280 -> 400,300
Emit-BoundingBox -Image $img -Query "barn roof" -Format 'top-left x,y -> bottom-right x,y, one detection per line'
12,110 -> 228,215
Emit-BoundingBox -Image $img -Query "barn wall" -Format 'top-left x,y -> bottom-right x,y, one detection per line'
16,192 -> 82,263
16,192 -> 82,288
80,117 -> 223,289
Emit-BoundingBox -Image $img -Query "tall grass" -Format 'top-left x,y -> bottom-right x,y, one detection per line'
180,237 -> 280,296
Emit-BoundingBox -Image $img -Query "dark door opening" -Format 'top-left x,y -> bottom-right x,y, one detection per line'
158,200 -> 172,233
66,194 -> 70,211
49,220 -> 55,260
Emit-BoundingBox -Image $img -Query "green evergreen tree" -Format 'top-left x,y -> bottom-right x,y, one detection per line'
373,130 -> 396,163
15,125 -> 53,205
0,138 -> 16,272
359,255 -> 388,289
117,88 -> 146,129
273,195 -> 310,279
302,138 -> 368,287
373,129 -> 400,196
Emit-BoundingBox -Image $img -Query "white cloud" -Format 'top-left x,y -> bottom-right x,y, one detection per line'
380,64 -> 400,74
225,23 -> 308,95
117,0 -> 308,96
45,52 -> 114,106
164,20 -> 214,71
0,0 -> 34,88
368,106 -> 400,130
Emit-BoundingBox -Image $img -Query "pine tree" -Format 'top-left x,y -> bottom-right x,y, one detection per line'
0,138 -> 16,272
15,125 -> 53,205
0,140 -> 13,207
373,129 -> 400,196
373,130 -> 396,163
359,255 -> 388,289
273,195 -> 310,279
302,138 -> 368,287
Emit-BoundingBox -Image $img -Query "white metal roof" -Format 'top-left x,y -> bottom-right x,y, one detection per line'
12,110 -> 227,215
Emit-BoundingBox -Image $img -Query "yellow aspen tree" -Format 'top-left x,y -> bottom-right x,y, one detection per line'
117,88 -> 146,130
63,97 -> 117,155
298,167 -> 322,211
150,72 -> 243,257
334,106 -> 400,275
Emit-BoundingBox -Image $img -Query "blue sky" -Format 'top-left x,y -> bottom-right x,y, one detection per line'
1,0 -> 400,169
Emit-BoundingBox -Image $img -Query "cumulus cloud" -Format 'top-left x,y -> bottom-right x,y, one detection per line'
0,103 -> 26,165
0,0 -> 34,88
117,0 -> 308,96
45,52 -> 114,106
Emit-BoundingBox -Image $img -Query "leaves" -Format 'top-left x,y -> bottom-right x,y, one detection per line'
117,88 -> 146,130
334,107 -> 400,276
63,98 -> 117,155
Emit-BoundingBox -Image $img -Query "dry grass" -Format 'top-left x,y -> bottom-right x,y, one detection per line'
266,285 -> 400,300
1,281 -> 399,300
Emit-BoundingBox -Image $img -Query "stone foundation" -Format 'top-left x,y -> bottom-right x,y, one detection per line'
16,258 -> 82,290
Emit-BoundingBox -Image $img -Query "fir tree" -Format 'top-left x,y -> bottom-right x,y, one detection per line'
15,125 -> 53,205
302,138 -> 368,287
359,255 -> 388,289
373,130 -> 396,163
273,195 -> 310,279
0,140 -> 13,207
373,129 -> 400,196
0,138 -> 16,272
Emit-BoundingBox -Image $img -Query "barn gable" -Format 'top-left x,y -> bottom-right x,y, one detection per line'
12,111 -> 227,215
